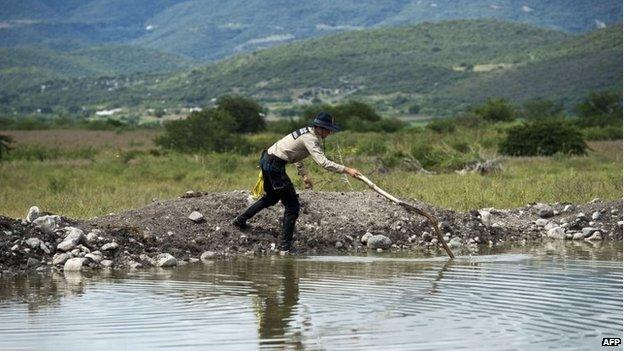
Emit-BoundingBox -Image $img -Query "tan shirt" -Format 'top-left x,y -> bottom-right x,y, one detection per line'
267,127 -> 346,173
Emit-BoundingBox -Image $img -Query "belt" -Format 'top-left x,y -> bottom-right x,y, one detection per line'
261,150 -> 287,172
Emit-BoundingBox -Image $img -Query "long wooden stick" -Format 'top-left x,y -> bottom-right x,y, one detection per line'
355,174 -> 455,259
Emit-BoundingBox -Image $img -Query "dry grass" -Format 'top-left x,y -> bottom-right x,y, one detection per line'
0,134 -> 621,218
4,130 -> 160,150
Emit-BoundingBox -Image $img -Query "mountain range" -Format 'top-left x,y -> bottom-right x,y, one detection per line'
1,20 -> 620,116
1,0 -> 621,61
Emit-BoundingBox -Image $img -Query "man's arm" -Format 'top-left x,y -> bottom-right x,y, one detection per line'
302,136 -> 359,177
295,161 -> 313,189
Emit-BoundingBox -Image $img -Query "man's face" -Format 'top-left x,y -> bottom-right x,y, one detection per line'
318,127 -> 332,139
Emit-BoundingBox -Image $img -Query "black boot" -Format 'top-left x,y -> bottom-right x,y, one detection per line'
280,216 -> 296,252
232,216 -> 248,230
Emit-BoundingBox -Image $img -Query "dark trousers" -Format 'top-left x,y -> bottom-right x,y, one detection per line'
237,152 -> 300,248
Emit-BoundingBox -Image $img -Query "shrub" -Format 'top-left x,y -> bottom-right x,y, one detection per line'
454,113 -> 486,128
499,120 -> 588,156
408,104 -> 421,114
426,118 -> 456,133
368,118 -> 406,132
574,91 -> 622,128
582,126 -> 623,141
155,109 -> 249,153
265,118 -> 305,134
0,134 -> 13,161
216,95 -> 266,133
474,98 -> 516,122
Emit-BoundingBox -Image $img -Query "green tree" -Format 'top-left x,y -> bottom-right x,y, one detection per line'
574,91 -> 622,127
521,98 -> 564,121
302,100 -> 384,131
216,95 -> 266,133
155,109 -> 248,152
408,104 -> 421,114
0,134 -> 13,161
499,120 -> 587,156
474,98 -> 516,122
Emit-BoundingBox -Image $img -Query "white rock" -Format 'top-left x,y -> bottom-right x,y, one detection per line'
101,242 -> 119,251
585,232 -> 603,241
547,227 -> 565,239
618,221 -> 623,228
57,240 -> 78,252
64,258 -> 87,272
581,227 -> 599,237
367,235 -> 392,249
25,237 -> 42,249
139,254 -> 156,266
63,227 -> 84,240
591,211 -> 601,220
563,205 -> 573,212
57,227 -> 85,251
335,241 -> 344,249
26,206 -> 40,223
188,211 -> 204,223
52,253 -> 71,265
535,204 -> 554,218
32,215 -> 60,234
572,233 -> 585,240
200,251 -> 217,262
39,242 -> 51,254
100,260 -> 113,268
576,212 -> 586,219
26,258 -> 40,268
86,232 -> 99,244
590,198 -> 601,203
156,253 -> 177,267
448,237 -> 462,249
85,253 -> 103,263
535,218 -> 549,227
478,210 -> 492,227
544,222 -> 558,231
361,232 -> 373,244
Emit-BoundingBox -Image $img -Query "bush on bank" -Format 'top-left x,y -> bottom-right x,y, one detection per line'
499,119 -> 588,156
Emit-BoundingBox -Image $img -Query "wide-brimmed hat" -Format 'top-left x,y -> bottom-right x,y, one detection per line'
312,112 -> 339,132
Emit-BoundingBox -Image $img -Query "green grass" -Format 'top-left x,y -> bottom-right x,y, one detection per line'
0,140 -> 620,219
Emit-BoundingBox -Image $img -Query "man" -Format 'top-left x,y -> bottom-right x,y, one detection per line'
233,111 -> 360,252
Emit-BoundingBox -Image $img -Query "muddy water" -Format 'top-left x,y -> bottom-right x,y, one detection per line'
1,242 -> 622,351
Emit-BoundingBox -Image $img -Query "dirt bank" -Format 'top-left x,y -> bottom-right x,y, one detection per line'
1,191 -> 622,273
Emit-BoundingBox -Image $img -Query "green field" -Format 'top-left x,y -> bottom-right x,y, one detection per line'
0,127 -> 620,219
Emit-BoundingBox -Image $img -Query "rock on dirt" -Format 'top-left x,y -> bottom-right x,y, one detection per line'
366,235 -> 392,250
0,192 -> 622,272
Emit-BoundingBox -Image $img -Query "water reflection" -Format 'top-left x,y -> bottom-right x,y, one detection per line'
0,242 -> 621,351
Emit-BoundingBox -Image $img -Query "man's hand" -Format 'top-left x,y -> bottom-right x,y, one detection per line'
344,167 -> 361,178
302,175 -> 314,189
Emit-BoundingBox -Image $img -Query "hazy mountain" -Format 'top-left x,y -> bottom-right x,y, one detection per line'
1,0 -> 620,60
1,20 -> 620,116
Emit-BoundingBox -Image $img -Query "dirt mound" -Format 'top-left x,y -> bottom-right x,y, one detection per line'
1,191 -> 622,272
